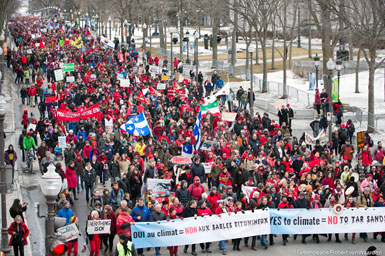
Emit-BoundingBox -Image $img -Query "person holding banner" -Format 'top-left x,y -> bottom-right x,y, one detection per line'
294,192 -> 310,244
100,205 -> 117,255
130,198 -> 150,256
86,211 -> 102,256
66,216 -> 80,256
197,201 -> 213,253
181,200 -> 198,256
150,204 -> 167,256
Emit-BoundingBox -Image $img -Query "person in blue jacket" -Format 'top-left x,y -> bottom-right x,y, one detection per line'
131,197 -> 150,255
57,201 -> 74,225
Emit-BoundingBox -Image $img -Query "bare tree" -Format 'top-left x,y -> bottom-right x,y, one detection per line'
330,0 -> 385,132
275,0 -> 298,98
236,0 -> 278,92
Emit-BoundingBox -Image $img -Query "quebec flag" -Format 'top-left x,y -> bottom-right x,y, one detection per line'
121,113 -> 151,136
182,144 -> 193,158
193,111 -> 202,152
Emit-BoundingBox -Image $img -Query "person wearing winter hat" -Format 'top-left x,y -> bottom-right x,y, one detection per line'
66,216 -> 80,256
197,200 -> 212,253
115,233 -> 138,256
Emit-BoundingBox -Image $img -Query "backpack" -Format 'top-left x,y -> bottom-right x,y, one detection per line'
348,124 -> 355,135
369,138 -> 374,148
339,128 -> 348,141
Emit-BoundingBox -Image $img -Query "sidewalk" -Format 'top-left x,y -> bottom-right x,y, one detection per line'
0,67 -> 33,255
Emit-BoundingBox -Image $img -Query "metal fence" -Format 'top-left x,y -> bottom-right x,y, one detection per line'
253,77 -> 315,107
156,47 -> 225,74
351,108 -> 385,133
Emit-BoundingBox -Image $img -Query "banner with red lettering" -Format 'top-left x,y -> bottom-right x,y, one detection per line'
44,96 -> 56,103
56,103 -> 100,121
131,209 -> 270,248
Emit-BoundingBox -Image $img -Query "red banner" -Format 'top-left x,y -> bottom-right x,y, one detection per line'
56,103 -> 100,121
44,96 -> 56,103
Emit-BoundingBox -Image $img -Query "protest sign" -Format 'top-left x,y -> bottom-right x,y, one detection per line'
27,123 -> 36,132
200,140 -> 214,151
63,63 -> 74,72
222,112 -> 237,122
269,208 -> 385,234
157,83 -> 166,90
44,96 -> 56,103
66,76 -> 75,83
161,75 -> 169,81
105,118 -> 113,134
241,185 -> 256,202
202,163 -> 211,174
56,103 -> 100,121
147,179 -> 171,197
132,209 -> 270,248
90,74 -> 97,79
54,69 -> 64,81
56,223 -> 79,242
120,79 -> 130,88
87,220 -> 111,235
58,136 -> 66,148
117,73 -> 124,80
149,65 -> 159,74
133,66 -> 138,74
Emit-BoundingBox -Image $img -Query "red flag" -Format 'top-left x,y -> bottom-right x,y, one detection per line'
86,27 -> 91,36
39,40 -> 45,49
137,91 -> 149,105
148,86 -> 161,96
64,39 -> 70,45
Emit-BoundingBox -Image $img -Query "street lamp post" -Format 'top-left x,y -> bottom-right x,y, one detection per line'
143,23 -> 147,61
336,60 -> 342,102
41,164 -> 62,255
326,59 -> 336,143
249,46 -> 255,116
124,20 -> 128,44
149,24 -> 152,52
297,7 -> 301,48
314,54 -> 320,89
194,31 -> 199,84
0,45 -> 11,253
108,16 -> 112,39
184,37 -> 190,64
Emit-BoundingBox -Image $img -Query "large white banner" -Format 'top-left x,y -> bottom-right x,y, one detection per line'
270,208 -> 385,234
132,210 -> 270,248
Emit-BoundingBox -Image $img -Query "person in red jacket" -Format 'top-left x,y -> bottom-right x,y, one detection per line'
28,85 -> 37,107
188,176 -> 206,201
197,200 -> 213,253
207,187 -> 221,213
168,207 -> 179,255
218,168 -> 232,188
358,146 -> 372,167
8,215 -> 30,256
22,110 -> 29,129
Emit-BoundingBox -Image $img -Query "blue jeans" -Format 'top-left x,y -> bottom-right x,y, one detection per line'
155,247 -> 161,255
261,235 -> 267,246
102,171 -> 109,184
219,240 -> 226,251
76,174 -> 84,192
85,184 -> 94,203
